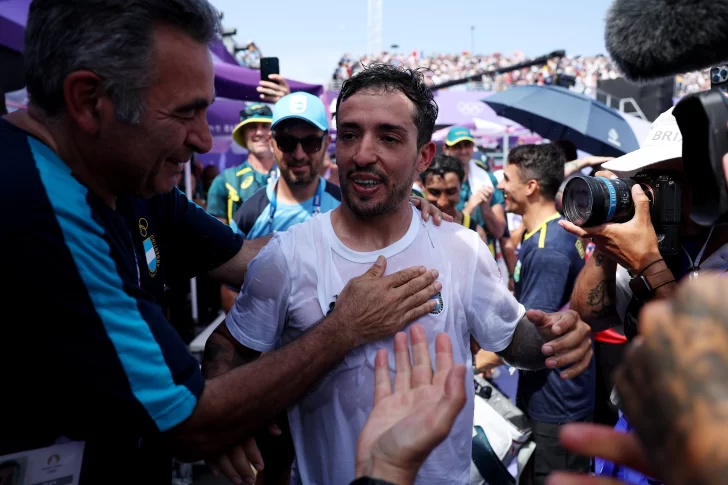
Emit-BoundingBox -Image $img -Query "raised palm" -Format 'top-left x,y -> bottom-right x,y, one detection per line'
355,325 -> 467,484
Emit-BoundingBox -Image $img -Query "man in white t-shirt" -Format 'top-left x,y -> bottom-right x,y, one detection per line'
224,64 -> 593,485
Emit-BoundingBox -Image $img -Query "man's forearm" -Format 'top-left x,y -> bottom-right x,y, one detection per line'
201,325 -> 258,379
496,316 -> 546,371
480,203 -> 506,239
570,251 -> 619,332
208,235 -> 272,288
169,314 -> 355,460
499,237 -> 517,275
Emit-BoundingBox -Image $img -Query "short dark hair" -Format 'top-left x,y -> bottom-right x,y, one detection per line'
335,64 -> 438,148
25,0 -> 221,124
420,154 -> 465,185
507,144 -> 565,201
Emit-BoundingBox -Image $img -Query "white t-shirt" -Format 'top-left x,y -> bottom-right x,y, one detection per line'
226,205 -> 525,485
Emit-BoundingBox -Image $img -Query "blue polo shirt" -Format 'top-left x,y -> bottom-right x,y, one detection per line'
232,177 -> 341,239
514,214 -> 596,423
0,119 -> 244,483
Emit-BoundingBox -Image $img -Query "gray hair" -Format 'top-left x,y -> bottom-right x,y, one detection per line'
24,0 -> 222,124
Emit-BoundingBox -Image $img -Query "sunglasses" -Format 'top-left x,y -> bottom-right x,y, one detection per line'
273,134 -> 325,154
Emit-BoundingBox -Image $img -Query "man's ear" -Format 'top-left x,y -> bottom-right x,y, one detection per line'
416,141 -> 437,173
525,178 -> 539,197
63,71 -> 107,135
268,133 -> 276,151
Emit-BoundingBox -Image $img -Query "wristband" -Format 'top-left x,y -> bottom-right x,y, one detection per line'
634,257 -> 664,277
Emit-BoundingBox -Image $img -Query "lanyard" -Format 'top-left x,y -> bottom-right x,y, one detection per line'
682,226 -> 715,280
268,178 -> 325,234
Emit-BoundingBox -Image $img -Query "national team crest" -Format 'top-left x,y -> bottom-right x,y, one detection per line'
514,260 -> 522,283
142,235 -> 160,277
430,291 -> 444,315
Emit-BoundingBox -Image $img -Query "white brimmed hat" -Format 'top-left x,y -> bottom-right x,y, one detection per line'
601,107 -> 682,175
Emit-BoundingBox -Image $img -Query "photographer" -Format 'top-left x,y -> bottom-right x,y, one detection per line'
562,107 -> 728,339
550,146 -> 728,484
559,108 -> 728,483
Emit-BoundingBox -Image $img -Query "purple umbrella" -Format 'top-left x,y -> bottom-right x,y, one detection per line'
213,62 -> 323,101
209,39 -> 239,66
0,0 -> 30,53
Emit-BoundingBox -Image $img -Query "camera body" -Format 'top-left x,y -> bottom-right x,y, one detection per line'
562,170 -> 682,255
673,76 -> 728,226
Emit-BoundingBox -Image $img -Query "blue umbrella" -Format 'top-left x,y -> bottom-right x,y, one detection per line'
482,85 -> 640,157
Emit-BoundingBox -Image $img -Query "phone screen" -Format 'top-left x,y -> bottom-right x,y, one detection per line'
260,57 -> 280,82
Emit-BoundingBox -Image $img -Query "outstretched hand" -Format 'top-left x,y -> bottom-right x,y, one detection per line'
546,423 -> 657,485
355,324 -> 467,485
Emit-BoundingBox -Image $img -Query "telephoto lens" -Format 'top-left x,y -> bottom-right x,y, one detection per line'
562,176 -> 636,227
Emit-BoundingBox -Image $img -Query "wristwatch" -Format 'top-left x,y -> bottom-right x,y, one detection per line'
628,267 -> 675,301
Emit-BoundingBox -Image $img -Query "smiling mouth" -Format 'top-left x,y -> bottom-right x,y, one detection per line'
352,179 -> 382,188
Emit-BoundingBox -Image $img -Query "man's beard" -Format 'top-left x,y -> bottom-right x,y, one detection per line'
341,165 -> 415,218
279,154 -> 322,187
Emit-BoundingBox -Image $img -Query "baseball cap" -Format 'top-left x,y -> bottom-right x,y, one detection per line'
232,103 -> 273,148
445,126 -> 475,146
601,108 -> 682,175
271,92 -> 328,132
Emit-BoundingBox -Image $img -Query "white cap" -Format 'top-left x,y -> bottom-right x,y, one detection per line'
601,107 -> 682,175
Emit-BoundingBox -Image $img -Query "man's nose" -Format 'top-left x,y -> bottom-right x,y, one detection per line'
352,133 -> 378,166
188,114 -> 212,154
292,141 -> 307,160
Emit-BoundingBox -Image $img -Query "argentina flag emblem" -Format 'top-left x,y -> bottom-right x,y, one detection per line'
429,291 -> 444,315
142,236 -> 160,276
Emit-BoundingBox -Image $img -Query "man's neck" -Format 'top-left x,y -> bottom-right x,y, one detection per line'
331,200 -> 413,252
5,110 -> 118,209
276,176 -> 321,204
521,199 -> 559,234
247,153 -> 274,174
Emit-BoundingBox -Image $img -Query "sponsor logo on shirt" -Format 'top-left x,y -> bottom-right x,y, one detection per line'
241,175 -> 254,190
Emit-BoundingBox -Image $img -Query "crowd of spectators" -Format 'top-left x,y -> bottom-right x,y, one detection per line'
332,51 -> 711,98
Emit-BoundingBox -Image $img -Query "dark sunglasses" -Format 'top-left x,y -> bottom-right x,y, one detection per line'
273,133 -> 325,154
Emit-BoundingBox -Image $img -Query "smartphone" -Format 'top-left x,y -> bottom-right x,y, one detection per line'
260,57 -> 280,82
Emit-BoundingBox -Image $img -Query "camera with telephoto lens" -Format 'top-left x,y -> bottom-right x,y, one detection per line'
671,67 -> 728,227
562,171 -> 682,255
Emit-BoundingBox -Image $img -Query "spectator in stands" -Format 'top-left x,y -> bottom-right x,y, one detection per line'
239,41 -> 261,69
332,51 -> 707,98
